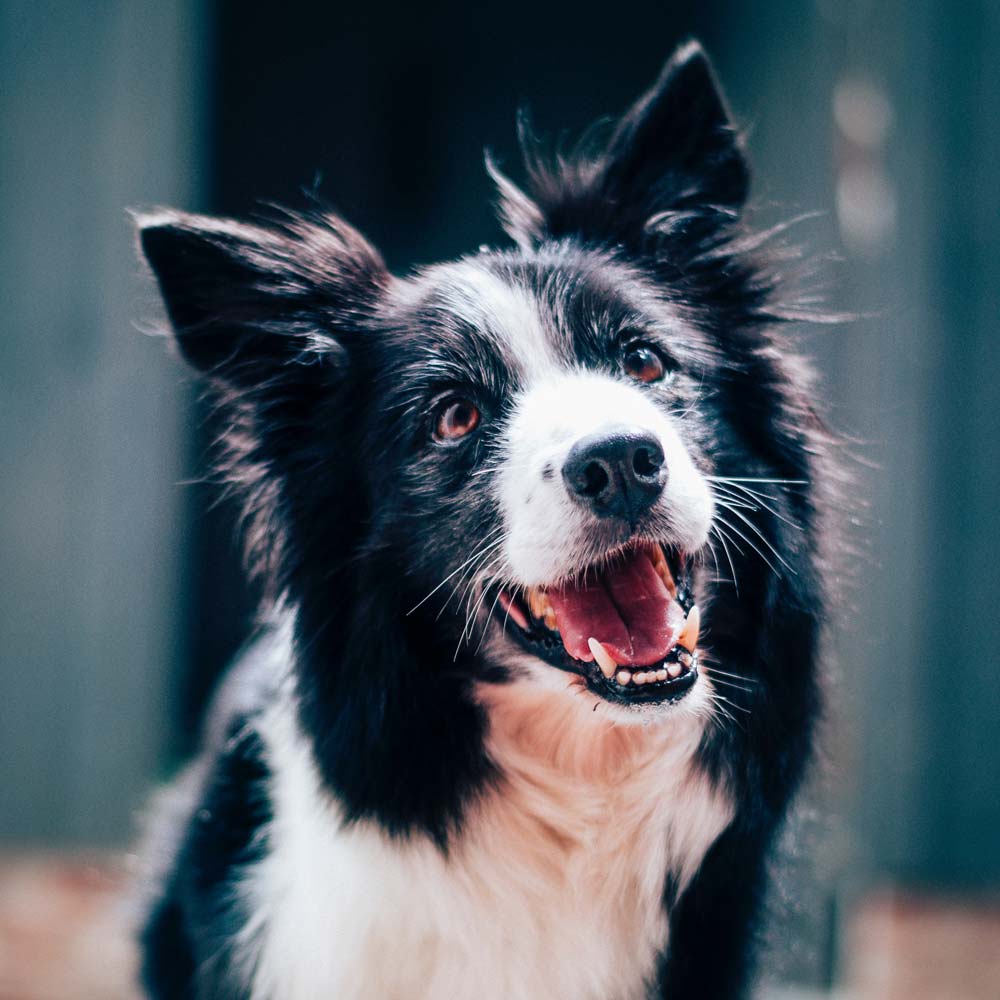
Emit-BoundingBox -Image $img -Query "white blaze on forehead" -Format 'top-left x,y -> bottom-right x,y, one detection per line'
436,261 -> 561,382
499,370 -> 714,586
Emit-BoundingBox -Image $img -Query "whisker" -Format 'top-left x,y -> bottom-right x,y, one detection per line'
713,480 -> 804,532
703,672 -> 755,694
406,529 -> 504,614
702,664 -> 758,684
709,525 -> 740,595
714,692 -> 751,715
439,540 -> 506,621
709,697 -> 741,730
718,506 -> 795,574
714,497 -> 761,519
713,513 -> 782,577
712,520 -> 746,557
474,579 -> 508,655
705,536 -> 722,586
456,553 -> 508,656
501,599 -> 513,637
706,476 -> 807,485
711,485 -> 760,511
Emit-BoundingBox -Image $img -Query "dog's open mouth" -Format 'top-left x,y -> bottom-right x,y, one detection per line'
498,543 -> 700,705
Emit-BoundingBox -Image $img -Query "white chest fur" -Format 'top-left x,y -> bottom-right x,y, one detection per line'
244,682 -> 732,1000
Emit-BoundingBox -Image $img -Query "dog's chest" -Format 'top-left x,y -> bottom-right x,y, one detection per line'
247,699 -> 731,1000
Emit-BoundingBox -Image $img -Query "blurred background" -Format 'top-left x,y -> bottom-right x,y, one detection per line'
2,1 -> 998,997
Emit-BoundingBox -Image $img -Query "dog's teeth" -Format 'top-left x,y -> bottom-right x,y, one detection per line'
678,650 -> 693,668
634,671 -> 648,685
616,670 -> 632,686
528,588 -> 558,630
649,546 -> 677,597
527,588 -> 545,619
588,637 -> 618,679
656,668 -> 668,682
678,605 -> 700,652
667,660 -> 683,679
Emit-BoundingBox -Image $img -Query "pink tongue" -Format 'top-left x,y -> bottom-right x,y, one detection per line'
547,548 -> 685,667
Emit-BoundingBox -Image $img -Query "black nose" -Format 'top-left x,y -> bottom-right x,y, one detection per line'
562,428 -> 666,523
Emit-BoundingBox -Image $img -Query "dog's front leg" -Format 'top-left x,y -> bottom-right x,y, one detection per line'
653,824 -> 771,1000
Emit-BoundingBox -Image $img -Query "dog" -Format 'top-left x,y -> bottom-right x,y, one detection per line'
135,40 -> 830,1000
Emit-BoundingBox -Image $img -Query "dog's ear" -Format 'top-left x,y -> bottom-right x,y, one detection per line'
601,39 -> 749,214
493,40 -> 748,249
136,209 -> 388,386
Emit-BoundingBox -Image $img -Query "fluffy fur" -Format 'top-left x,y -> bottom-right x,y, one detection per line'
135,41 -> 831,999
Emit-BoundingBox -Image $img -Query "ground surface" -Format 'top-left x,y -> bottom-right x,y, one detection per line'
0,855 -> 997,999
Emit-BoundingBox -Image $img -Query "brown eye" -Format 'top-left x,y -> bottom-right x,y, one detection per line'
434,398 -> 481,442
622,341 -> 668,384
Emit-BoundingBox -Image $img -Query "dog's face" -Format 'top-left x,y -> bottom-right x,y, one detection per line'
365,250 -> 717,717
140,43 -> 808,731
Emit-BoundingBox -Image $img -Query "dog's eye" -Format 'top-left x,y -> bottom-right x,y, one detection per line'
622,341 -> 669,384
433,397 -> 481,442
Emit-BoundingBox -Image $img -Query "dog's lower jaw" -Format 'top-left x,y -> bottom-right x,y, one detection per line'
243,680 -> 732,1000
475,662 -> 711,774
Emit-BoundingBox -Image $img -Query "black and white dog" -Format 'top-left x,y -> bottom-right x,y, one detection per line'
136,41 -> 830,1000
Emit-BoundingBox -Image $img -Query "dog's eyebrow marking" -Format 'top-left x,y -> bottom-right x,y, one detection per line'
437,261 -> 562,383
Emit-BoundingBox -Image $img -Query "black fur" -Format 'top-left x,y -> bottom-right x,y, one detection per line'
142,718 -> 272,998
137,40 -> 831,999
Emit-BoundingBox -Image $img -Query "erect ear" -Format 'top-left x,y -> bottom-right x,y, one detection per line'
602,39 -> 749,213
493,40 -> 749,249
136,208 -> 388,386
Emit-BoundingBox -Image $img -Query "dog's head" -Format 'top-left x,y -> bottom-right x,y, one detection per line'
139,42 -> 820,770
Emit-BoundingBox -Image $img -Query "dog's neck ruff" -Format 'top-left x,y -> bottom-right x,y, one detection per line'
244,671 -> 732,1000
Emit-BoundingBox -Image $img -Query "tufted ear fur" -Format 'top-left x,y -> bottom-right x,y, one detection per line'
136,208 -> 389,388
491,40 -> 749,251
136,208 -> 391,587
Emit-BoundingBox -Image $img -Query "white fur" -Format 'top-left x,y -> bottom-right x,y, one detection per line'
499,370 -> 715,586
237,664 -> 730,1000
437,260 -> 563,380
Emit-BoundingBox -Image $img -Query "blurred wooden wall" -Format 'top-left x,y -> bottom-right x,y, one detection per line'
0,0 -> 205,846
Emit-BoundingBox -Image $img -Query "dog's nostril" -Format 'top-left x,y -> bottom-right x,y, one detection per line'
580,461 -> 610,497
633,445 -> 662,479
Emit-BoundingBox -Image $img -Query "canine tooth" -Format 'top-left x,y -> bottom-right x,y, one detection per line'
543,608 -> 558,631
616,670 -> 632,686
588,637 -> 619,679
678,605 -> 700,652
667,660 -> 683,679
656,668 -> 668,682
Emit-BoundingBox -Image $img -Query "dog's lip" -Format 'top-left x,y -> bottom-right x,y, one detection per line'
497,542 -> 700,705
500,608 -> 700,705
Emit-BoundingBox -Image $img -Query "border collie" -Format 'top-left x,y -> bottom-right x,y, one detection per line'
135,41 -> 830,1000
